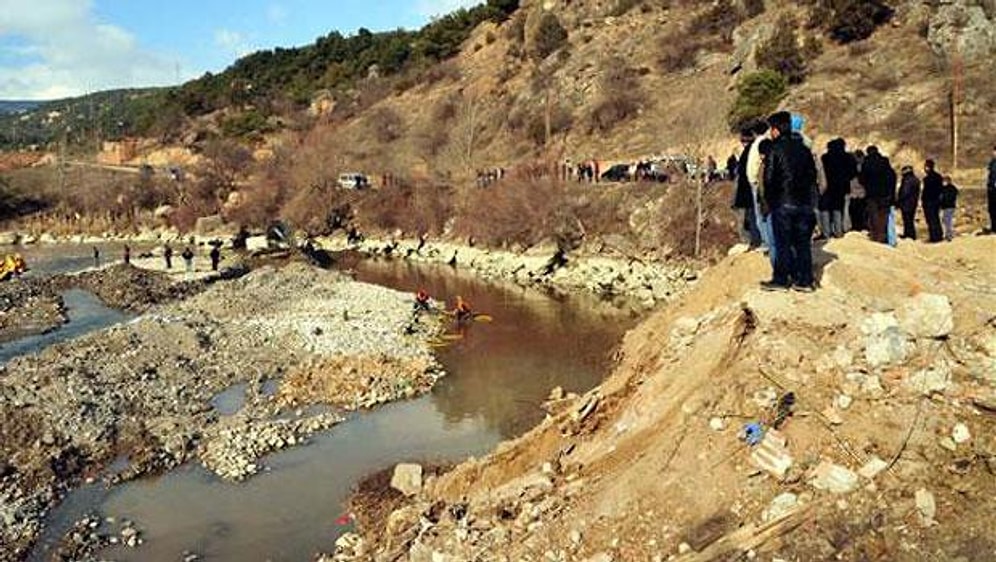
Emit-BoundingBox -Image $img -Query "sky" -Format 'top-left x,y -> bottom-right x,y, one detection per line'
0,0 -> 480,100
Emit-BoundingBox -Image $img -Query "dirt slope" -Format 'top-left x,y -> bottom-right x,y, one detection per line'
335,233 -> 996,561
320,0 -> 996,183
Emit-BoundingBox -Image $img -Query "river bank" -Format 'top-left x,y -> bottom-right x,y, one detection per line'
3,225 -> 702,311
0,262 -> 445,561
329,234 -> 996,561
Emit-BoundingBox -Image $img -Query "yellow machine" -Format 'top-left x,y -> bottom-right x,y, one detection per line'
0,254 -> 27,281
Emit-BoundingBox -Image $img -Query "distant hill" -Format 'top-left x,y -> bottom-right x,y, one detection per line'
0,101 -> 42,115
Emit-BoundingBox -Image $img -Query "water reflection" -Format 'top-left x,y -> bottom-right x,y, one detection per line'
34,255 -> 636,562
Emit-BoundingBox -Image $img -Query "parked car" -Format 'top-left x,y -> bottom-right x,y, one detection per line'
337,173 -> 369,190
600,163 -> 632,183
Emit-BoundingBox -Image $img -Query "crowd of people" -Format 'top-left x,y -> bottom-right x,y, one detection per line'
731,111 -> 996,293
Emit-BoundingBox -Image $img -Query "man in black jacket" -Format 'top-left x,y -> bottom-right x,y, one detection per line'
921,159 -> 944,243
896,166 -> 921,239
761,111 -> 818,292
988,145 -> 996,234
820,138 -> 857,238
732,128 -> 761,246
859,146 -> 897,244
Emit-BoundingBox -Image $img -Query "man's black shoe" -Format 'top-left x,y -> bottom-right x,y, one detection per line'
792,284 -> 816,293
760,280 -> 791,292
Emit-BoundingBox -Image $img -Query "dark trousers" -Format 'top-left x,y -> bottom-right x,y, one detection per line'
849,198 -> 867,231
989,190 -> 996,232
771,205 -> 816,287
866,198 -> 890,243
900,206 -> 917,239
923,201 -> 943,242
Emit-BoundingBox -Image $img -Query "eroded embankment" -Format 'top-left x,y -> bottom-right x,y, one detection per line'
333,234 -> 996,562
318,234 -> 699,310
0,263 -> 443,561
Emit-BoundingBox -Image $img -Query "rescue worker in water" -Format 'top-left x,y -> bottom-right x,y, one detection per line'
452,295 -> 473,323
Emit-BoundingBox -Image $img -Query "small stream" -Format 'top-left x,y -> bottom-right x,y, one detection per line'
19,249 -> 636,562
0,289 -> 130,364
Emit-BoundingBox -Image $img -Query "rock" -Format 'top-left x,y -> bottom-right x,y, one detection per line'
763,492 -> 799,522
0,231 -> 19,245
915,488 -> 936,526
678,543 -> 693,555
751,429 -> 793,480
548,386 -> 565,401
835,394 -> 853,410
905,363 -> 952,395
927,0 -> 996,62
709,417 -> 726,431
858,456 -> 889,480
951,423 -> 971,444
862,312 -> 913,368
390,463 -> 423,497
897,293 -> 954,340
727,243 -> 750,257
809,461 -> 859,494
246,235 -> 269,252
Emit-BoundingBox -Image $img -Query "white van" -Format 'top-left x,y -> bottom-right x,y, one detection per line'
337,173 -> 369,190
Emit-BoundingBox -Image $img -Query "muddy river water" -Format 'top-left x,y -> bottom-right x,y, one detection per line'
18,249 -> 635,561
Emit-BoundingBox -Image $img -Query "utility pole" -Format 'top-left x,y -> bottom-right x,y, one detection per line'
950,48 -> 963,172
695,176 -> 704,258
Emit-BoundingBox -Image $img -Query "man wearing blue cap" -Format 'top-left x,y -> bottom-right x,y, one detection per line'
760,111 -> 818,292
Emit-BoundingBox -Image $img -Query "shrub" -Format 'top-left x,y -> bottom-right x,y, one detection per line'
743,0 -> 766,18
691,0 -> 745,43
452,179 -> 570,248
755,17 -> 808,84
531,14 -> 569,60
811,0 -> 894,43
590,61 -> 644,133
727,70 -> 787,131
367,107 -> 405,143
608,0 -> 643,17
526,104 -> 574,146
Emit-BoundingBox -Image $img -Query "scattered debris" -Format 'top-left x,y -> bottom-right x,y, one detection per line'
809,461 -> 859,494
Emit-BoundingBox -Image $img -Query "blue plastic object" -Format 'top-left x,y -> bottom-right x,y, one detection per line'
791,113 -> 806,133
741,422 -> 765,446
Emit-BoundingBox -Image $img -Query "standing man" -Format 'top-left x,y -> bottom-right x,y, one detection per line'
940,175 -> 959,242
182,246 -> 195,273
732,128 -> 761,247
164,243 -> 174,269
761,111 -> 818,292
849,149 -> 868,231
123,245 -> 131,265
859,146 -> 897,244
92,246 -> 100,268
921,159 -> 944,243
896,166 -> 921,239
209,245 -> 221,271
820,138 -> 857,239
987,145 -> 996,234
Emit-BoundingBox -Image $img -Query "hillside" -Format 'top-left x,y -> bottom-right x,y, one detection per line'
1,0 -> 995,247
0,101 -> 42,115
332,233 -> 996,561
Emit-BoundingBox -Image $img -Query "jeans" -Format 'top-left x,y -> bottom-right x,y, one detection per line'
900,206 -> 917,239
818,210 -> 844,238
923,202 -> 943,243
943,208 -> 955,241
740,206 -> 762,246
771,205 -> 817,287
866,198 -> 891,244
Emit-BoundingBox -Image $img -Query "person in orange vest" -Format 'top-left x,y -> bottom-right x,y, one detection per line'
452,295 -> 473,323
413,289 -> 432,313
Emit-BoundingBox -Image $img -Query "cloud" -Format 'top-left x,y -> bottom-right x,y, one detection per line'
214,28 -> 254,59
0,0 -> 176,99
266,4 -> 288,25
414,0 -> 479,18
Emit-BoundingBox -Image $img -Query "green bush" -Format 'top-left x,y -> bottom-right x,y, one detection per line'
532,14 -> 569,60
811,0 -> 893,43
755,17 -> 808,84
727,70 -> 787,131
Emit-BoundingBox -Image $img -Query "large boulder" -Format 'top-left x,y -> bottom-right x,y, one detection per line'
897,293 -> 953,340
0,232 -> 20,245
927,0 -> 996,61
390,463 -> 423,497
195,215 -> 225,235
